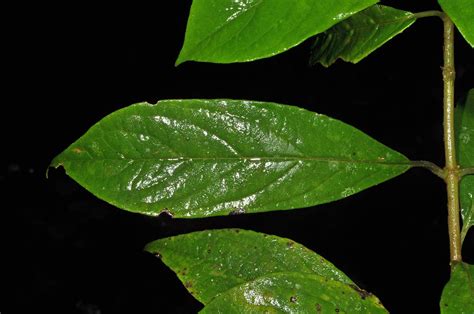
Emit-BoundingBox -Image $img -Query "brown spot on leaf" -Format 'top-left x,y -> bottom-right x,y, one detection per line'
316,303 -> 322,312
349,284 -> 372,300
287,241 -> 295,248
290,296 -> 297,303
184,281 -> 193,288
72,147 -> 84,153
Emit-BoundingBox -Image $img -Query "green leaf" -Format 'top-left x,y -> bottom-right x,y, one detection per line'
438,0 -> 474,47
457,89 -> 474,243
51,99 -> 410,218
310,5 -> 415,67
145,229 -> 353,304
201,272 -> 387,313
440,262 -> 474,313
176,0 -> 379,65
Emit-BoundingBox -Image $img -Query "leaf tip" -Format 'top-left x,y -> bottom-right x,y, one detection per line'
45,166 -> 52,179
175,52 -> 188,66
144,244 -> 162,259
143,237 -> 164,254
46,156 -> 64,179
143,245 -> 159,258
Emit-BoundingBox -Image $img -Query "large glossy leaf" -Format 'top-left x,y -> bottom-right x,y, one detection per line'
310,5 -> 415,67
145,229 -> 352,304
176,0 -> 379,65
440,262 -> 474,313
201,272 -> 387,313
51,99 -> 410,218
456,89 -> 474,243
438,0 -> 474,47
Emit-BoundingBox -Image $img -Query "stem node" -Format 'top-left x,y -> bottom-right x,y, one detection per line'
442,65 -> 456,82
441,16 -> 462,263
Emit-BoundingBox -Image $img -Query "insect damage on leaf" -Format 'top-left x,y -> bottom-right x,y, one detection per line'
349,284 -> 373,300
72,147 -> 84,154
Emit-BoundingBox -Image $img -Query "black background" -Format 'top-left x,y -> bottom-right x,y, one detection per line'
3,1 -> 474,313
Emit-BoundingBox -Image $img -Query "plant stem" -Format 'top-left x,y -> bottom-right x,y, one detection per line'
441,14 -> 462,263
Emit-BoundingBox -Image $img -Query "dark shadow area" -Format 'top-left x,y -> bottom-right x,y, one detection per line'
3,1 -> 473,313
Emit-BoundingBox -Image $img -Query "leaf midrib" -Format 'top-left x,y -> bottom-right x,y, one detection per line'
60,155 -> 410,167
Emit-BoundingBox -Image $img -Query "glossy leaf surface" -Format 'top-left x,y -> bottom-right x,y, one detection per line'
440,262 -> 474,313
438,0 -> 474,47
145,229 -> 352,304
201,272 -> 387,313
176,0 -> 379,65
310,5 -> 415,67
456,89 -> 474,243
51,99 -> 410,218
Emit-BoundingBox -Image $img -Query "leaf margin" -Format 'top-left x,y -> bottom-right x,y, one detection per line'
310,4 -> 416,67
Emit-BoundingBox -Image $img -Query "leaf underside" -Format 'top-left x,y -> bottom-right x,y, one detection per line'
456,89 -> 474,243
176,0 -> 379,64
51,99 -> 410,218
440,262 -> 474,313
438,0 -> 474,47
146,229 -> 388,313
310,5 -> 415,67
